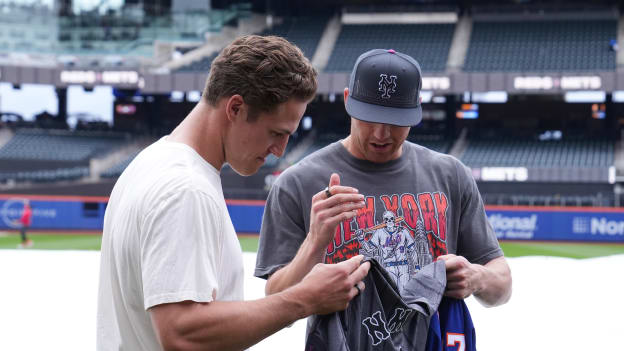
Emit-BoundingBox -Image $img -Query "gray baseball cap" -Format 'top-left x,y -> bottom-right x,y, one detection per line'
345,49 -> 423,127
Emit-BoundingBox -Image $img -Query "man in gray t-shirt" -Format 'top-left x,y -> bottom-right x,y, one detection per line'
255,49 -> 512,346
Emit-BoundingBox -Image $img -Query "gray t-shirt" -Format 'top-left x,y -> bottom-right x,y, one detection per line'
255,141 -> 502,288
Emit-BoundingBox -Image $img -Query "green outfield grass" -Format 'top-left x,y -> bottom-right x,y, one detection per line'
1,232 -> 623,258
0,232 -> 103,250
499,241 -> 624,259
0,232 -> 260,252
238,235 -> 260,252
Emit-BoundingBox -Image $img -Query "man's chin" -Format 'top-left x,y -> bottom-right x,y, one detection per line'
365,147 -> 401,163
229,164 -> 261,177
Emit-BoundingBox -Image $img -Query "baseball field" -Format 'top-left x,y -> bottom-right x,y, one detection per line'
1,231 -> 623,258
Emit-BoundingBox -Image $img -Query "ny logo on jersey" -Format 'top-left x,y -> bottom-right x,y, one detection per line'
362,307 -> 414,345
378,74 -> 397,99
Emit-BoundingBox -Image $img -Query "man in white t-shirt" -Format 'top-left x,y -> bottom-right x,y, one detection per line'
96,35 -> 370,351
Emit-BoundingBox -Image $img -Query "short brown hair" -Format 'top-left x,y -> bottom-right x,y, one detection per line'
203,35 -> 317,120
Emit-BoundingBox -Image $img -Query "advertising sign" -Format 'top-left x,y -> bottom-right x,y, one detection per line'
487,207 -> 624,242
2,195 -> 623,243
0,196 -> 106,231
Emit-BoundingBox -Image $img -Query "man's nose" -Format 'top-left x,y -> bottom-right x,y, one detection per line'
270,136 -> 289,158
372,124 -> 391,139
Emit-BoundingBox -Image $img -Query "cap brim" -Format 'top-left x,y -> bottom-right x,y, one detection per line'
345,96 -> 422,127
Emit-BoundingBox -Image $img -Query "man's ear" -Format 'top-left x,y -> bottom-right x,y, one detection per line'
225,95 -> 245,122
343,87 -> 349,107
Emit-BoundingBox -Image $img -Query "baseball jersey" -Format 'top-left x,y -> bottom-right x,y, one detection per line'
425,298 -> 476,351
305,258 -> 446,351
19,204 -> 32,226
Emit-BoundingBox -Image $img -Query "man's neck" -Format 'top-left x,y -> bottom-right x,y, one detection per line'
168,100 -> 225,170
340,135 -> 356,157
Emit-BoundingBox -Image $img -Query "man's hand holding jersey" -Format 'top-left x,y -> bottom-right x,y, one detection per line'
438,254 -> 512,307
284,255 -> 370,316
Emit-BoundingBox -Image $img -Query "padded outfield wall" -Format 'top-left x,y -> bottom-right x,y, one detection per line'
1,194 -> 623,243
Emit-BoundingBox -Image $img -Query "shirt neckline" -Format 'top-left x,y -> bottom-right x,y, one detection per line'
332,140 -> 410,173
160,136 -> 221,177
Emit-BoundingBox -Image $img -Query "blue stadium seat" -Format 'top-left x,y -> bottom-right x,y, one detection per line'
259,16 -> 330,59
460,137 -> 614,168
407,134 -> 451,154
0,166 -> 89,183
325,23 -> 455,73
464,20 -> 617,72
0,129 -> 127,162
101,150 -> 140,178
0,129 -> 128,183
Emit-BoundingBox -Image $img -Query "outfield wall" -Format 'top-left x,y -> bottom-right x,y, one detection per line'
0,195 -> 107,231
1,195 -> 623,243
485,205 -> 624,242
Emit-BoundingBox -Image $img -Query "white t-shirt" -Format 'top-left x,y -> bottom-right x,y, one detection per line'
96,137 -> 244,351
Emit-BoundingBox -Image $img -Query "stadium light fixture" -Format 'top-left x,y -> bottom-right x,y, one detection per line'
472,91 -> 508,103
170,91 -> 184,102
302,116 -> 312,131
612,91 -> 624,102
420,91 -> 433,103
187,91 -> 202,102
564,91 -> 606,103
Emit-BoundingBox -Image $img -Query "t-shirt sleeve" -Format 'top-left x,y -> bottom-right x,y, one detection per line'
140,187 -> 222,309
255,173 -> 307,279
456,162 -> 503,265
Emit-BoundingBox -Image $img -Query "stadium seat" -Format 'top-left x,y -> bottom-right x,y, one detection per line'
101,151 -> 140,178
0,129 -> 128,184
259,16 -> 330,59
459,137 -> 614,168
0,129 -> 127,162
407,134 -> 451,154
464,20 -> 617,72
325,23 -> 455,73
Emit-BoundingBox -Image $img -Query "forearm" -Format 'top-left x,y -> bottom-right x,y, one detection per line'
155,255 -> 371,350
153,289 -> 307,351
265,235 -> 326,295
473,256 -> 512,307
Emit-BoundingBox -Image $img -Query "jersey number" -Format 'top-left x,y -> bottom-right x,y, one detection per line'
446,333 -> 465,351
